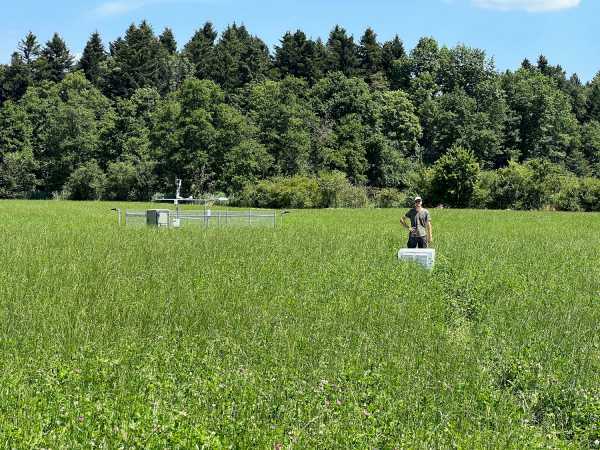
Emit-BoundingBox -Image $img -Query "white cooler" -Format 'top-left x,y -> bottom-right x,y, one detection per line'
398,248 -> 435,270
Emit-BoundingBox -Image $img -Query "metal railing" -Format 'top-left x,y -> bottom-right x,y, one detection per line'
124,209 -> 278,228
124,210 -> 147,227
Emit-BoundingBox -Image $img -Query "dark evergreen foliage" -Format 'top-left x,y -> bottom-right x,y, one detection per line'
209,24 -> 272,90
1,53 -> 32,102
358,28 -> 383,76
78,32 -> 107,86
104,21 -> 170,97
586,73 -> 600,122
326,26 -> 359,76
381,35 -> 405,74
159,28 -> 178,54
37,33 -> 74,82
18,32 -> 41,64
275,30 -> 323,83
183,22 -> 217,80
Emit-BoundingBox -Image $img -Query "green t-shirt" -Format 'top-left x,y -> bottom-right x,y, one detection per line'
405,208 -> 430,237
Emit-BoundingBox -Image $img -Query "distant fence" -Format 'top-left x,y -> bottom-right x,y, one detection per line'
124,209 -> 278,228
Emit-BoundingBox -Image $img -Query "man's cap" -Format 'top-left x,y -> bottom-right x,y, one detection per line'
414,196 -> 422,202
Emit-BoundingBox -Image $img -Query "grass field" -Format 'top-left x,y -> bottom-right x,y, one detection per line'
0,201 -> 599,448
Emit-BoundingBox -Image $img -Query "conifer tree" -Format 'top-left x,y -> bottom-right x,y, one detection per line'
358,28 -> 382,76
537,54 -> 549,73
313,38 -> 329,79
159,28 -> 177,54
104,21 -> 169,97
275,30 -> 323,83
521,58 -> 533,70
18,32 -> 41,64
565,73 -> 587,122
78,32 -> 107,86
183,22 -> 217,79
381,35 -> 405,74
587,72 -> 600,122
210,24 -> 271,89
1,54 -> 31,101
37,33 -> 74,82
326,26 -> 358,76
1,32 -> 41,100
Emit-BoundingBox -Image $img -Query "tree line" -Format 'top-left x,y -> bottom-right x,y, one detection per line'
1,21 -> 599,210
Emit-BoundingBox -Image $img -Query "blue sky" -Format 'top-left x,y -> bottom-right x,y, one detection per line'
1,0 -> 598,81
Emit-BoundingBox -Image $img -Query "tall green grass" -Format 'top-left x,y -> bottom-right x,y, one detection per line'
0,201 -> 598,448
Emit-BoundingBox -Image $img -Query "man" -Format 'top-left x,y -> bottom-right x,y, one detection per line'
401,196 -> 432,248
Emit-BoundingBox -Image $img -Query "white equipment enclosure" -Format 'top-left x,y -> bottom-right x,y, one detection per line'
398,248 -> 436,270
146,209 -> 171,227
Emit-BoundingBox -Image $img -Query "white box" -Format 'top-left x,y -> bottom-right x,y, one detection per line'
398,248 -> 435,270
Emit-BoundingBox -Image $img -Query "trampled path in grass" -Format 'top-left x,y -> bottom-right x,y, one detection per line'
0,201 -> 599,448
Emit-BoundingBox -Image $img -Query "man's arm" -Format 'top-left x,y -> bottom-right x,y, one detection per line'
400,216 -> 410,229
401,215 -> 413,232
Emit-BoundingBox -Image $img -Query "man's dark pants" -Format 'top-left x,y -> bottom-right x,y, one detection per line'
407,236 -> 428,248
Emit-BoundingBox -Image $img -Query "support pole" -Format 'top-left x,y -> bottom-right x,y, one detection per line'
111,208 -> 122,226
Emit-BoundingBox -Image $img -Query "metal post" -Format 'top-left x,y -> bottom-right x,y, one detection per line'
112,208 -> 122,226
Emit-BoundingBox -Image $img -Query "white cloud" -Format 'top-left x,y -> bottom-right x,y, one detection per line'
93,1 -> 146,16
472,0 -> 580,11
92,0 -> 214,17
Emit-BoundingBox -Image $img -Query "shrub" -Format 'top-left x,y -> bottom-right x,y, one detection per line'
525,159 -> 566,210
318,171 -> 369,208
579,177 -> 600,212
372,188 -> 407,208
431,146 -> 480,208
0,150 -> 38,199
220,140 -> 273,193
317,171 -> 350,208
237,175 -> 321,208
65,160 -> 106,200
471,170 -> 497,209
549,176 -> 582,212
105,158 -> 156,201
336,184 -> 370,208
487,161 -> 530,209
402,165 -> 433,205
473,162 -> 598,212
105,160 -> 137,201
235,172 -> 371,209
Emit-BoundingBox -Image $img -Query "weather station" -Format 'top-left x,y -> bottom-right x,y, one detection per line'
114,178 -> 280,229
